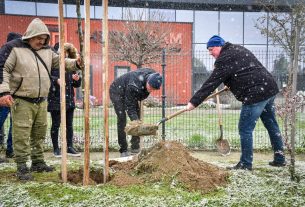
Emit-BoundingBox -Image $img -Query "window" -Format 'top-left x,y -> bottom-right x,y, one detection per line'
244,12 -> 267,44
95,6 -> 122,20
220,11 -> 243,44
149,9 -> 175,22
123,7 -> 149,21
5,0 -> 35,15
37,3 -> 58,17
194,11 -> 218,44
176,10 -> 193,22
115,66 -> 130,79
66,4 -> 94,18
176,10 -> 194,22
108,7 -> 122,20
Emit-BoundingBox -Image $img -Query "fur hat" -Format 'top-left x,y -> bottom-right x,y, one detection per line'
147,73 -> 162,89
207,35 -> 225,49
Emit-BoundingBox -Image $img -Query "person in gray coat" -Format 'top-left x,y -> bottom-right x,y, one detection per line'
0,18 -> 82,180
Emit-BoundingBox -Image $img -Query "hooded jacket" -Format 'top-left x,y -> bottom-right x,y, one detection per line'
109,68 -> 156,120
190,42 -> 279,106
0,18 -> 79,99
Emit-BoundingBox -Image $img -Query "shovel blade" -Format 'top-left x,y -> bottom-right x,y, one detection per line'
125,120 -> 159,136
216,138 -> 230,156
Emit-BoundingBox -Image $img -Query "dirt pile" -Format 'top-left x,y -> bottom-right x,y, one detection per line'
110,141 -> 229,193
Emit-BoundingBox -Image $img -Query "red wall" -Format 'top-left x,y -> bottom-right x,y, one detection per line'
0,15 -> 192,105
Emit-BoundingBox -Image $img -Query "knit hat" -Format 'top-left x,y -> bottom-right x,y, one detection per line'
147,73 -> 162,89
207,35 -> 225,49
6,32 -> 22,42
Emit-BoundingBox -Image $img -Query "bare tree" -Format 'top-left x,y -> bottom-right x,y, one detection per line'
109,9 -> 180,68
255,1 -> 305,181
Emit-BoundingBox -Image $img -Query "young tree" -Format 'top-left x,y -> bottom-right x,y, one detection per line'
109,9 -> 180,68
256,1 -> 305,181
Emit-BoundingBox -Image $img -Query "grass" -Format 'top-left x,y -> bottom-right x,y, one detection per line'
1,159 -> 305,207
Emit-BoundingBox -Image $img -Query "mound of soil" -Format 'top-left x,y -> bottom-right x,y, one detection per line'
65,141 -> 228,193
110,141 -> 229,194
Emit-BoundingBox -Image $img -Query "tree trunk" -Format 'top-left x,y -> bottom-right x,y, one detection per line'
76,0 -> 85,93
289,19 -> 300,181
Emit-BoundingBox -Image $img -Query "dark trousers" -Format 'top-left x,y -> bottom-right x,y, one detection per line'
110,92 -> 140,153
50,108 -> 75,150
0,107 -> 13,153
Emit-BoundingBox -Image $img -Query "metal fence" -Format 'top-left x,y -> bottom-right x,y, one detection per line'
1,49 -> 305,151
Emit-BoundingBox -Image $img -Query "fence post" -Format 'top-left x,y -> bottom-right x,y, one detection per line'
161,48 -> 166,140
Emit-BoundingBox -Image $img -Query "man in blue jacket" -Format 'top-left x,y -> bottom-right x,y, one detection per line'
187,35 -> 286,170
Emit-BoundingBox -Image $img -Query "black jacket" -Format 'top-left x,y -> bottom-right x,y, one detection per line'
190,42 -> 279,106
110,68 -> 156,120
47,69 -> 81,111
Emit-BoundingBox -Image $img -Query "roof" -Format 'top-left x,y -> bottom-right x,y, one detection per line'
3,0 -> 304,12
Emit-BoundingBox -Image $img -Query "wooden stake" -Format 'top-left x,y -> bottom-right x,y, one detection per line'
58,0 -> 67,183
83,0 -> 91,186
102,0 -> 110,183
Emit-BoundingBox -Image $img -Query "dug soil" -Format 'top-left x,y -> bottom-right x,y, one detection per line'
67,141 -> 229,194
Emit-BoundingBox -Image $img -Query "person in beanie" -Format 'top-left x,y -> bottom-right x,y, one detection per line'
186,35 -> 286,170
48,42 -> 82,158
0,18 -> 82,180
0,32 -> 22,161
110,68 -> 162,157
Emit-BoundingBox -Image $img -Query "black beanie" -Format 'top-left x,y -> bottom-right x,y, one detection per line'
7,32 -> 22,42
147,73 -> 162,89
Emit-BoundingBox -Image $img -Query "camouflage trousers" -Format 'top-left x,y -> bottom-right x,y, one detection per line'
11,98 -> 47,164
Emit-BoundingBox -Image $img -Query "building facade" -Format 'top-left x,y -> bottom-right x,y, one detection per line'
1,0 -> 304,104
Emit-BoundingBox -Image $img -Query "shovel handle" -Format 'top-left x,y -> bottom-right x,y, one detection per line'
205,86 -> 228,101
158,108 -> 187,125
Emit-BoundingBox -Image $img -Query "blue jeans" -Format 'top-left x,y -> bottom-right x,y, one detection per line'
0,107 -> 13,153
239,96 -> 285,167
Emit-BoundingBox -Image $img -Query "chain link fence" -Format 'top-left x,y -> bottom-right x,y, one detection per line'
1,49 -> 304,151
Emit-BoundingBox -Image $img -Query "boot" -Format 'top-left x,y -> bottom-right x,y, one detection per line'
17,163 -> 33,181
67,146 -> 81,157
30,161 -> 55,173
6,150 -> 15,158
53,148 -> 62,158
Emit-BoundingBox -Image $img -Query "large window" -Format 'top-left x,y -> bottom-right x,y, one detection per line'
108,7 -> 122,20
5,0 -> 35,15
244,12 -> 267,44
149,9 -> 175,22
220,11 -> 243,44
123,7 -> 149,21
194,11 -> 218,43
176,10 -> 193,22
66,4 -> 94,18
37,3 -> 59,17
88,6 -> 122,19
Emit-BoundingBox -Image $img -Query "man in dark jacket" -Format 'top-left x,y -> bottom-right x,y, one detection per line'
0,32 -> 22,163
186,35 -> 286,170
48,42 -> 82,158
110,68 -> 162,157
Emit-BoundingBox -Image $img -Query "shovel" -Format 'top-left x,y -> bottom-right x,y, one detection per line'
215,88 -> 231,156
125,87 -> 229,136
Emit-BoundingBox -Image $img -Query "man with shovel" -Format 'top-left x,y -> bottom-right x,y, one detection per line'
109,68 -> 162,157
186,35 -> 286,170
